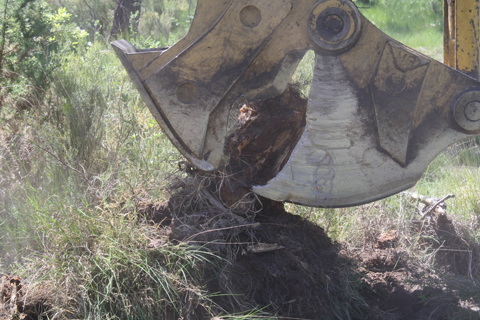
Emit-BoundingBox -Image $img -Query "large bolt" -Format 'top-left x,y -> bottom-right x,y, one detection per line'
452,88 -> 480,133
464,101 -> 480,122
176,82 -> 198,104
308,0 -> 361,52
323,15 -> 344,35
239,5 -> 262,28
317,8 -> 349,42
385,72 -> 406,94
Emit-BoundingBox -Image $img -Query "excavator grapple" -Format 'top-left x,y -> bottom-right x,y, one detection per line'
112,0 -> 480,207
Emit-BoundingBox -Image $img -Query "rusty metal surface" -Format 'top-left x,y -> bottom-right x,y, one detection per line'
113,0 -> 480,207
444,0 -> 480,79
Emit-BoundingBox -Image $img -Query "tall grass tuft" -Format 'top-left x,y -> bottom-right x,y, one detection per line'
0,40 -> 203,318
7,183 -> 215,319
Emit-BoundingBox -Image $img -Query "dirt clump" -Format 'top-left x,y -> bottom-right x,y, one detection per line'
349,202 -> 480,320
352,249 -> 453,320
354,248 -> 408,271
206,199 -> 344,319
225,85 -> 307,187
221,85 -> 307,206
136,200 -> 173,226
145,183 -> 366,319
430,211 -> 477,276
0,275 -> 52,320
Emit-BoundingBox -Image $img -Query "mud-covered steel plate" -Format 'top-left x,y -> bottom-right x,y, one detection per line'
113,0 -> 480,207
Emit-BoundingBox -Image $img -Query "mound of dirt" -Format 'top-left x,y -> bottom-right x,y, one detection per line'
142,187 -> 479,319
353,248 -> 458,320
206,200 -> 342,319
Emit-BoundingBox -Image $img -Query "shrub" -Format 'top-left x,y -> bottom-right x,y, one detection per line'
0,0 -> 87,109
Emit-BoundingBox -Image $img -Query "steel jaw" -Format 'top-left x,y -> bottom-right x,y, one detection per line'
112,0 -> 480,207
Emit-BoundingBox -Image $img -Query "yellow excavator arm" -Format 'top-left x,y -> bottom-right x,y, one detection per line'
444,0 -> 480,79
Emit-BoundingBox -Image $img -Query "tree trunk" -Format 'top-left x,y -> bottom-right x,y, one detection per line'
110,0 -> 142,39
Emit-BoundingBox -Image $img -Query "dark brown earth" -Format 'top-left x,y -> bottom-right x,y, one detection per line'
0,275 -> 50,320
221,85 -> 308,206
138,190 -> 480,320
2,192 -> 479,320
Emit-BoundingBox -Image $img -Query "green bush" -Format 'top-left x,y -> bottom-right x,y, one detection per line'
46,0 -> 196,47
0,0 -> 88,108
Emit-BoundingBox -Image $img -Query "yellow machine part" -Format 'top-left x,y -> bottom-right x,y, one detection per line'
114,0 -> 480,207
444,0 -> 480,79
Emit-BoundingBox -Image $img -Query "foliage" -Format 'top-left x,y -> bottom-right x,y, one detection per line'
0,0 -> 87,107
46,0 -> 196,46
364,0 -> 443,33
46,0 -> 115,43
138,0 -> 195,46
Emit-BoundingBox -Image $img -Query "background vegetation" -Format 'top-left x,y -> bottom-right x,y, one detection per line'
1,0 -> 479,319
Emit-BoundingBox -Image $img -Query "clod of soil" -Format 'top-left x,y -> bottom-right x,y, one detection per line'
354,248 -> 408,271
222,85 -> 307,206
0,275 -> 51,320
206,199 -> 342,319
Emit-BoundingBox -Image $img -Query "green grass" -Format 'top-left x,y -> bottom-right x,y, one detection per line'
358,0 -> 443,60
0,42 -> 198,319
8,187 -> 216,319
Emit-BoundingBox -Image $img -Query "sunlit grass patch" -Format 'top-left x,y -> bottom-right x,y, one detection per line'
359,0 -> 443,61
5,188 -> 216,319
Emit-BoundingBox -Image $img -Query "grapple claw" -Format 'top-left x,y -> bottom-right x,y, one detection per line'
113,0 -> 480,207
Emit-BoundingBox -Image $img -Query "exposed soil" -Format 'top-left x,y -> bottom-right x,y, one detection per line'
0,275 -> 51,320
2,189 -> 479,319
225,85 -> 307,186
138,188 -> 479,320
205,199 -> 342,319
221,85 -> 307,206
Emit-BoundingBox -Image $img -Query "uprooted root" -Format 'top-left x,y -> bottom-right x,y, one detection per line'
137,170 -> 480,319
141,169 -> 369,319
